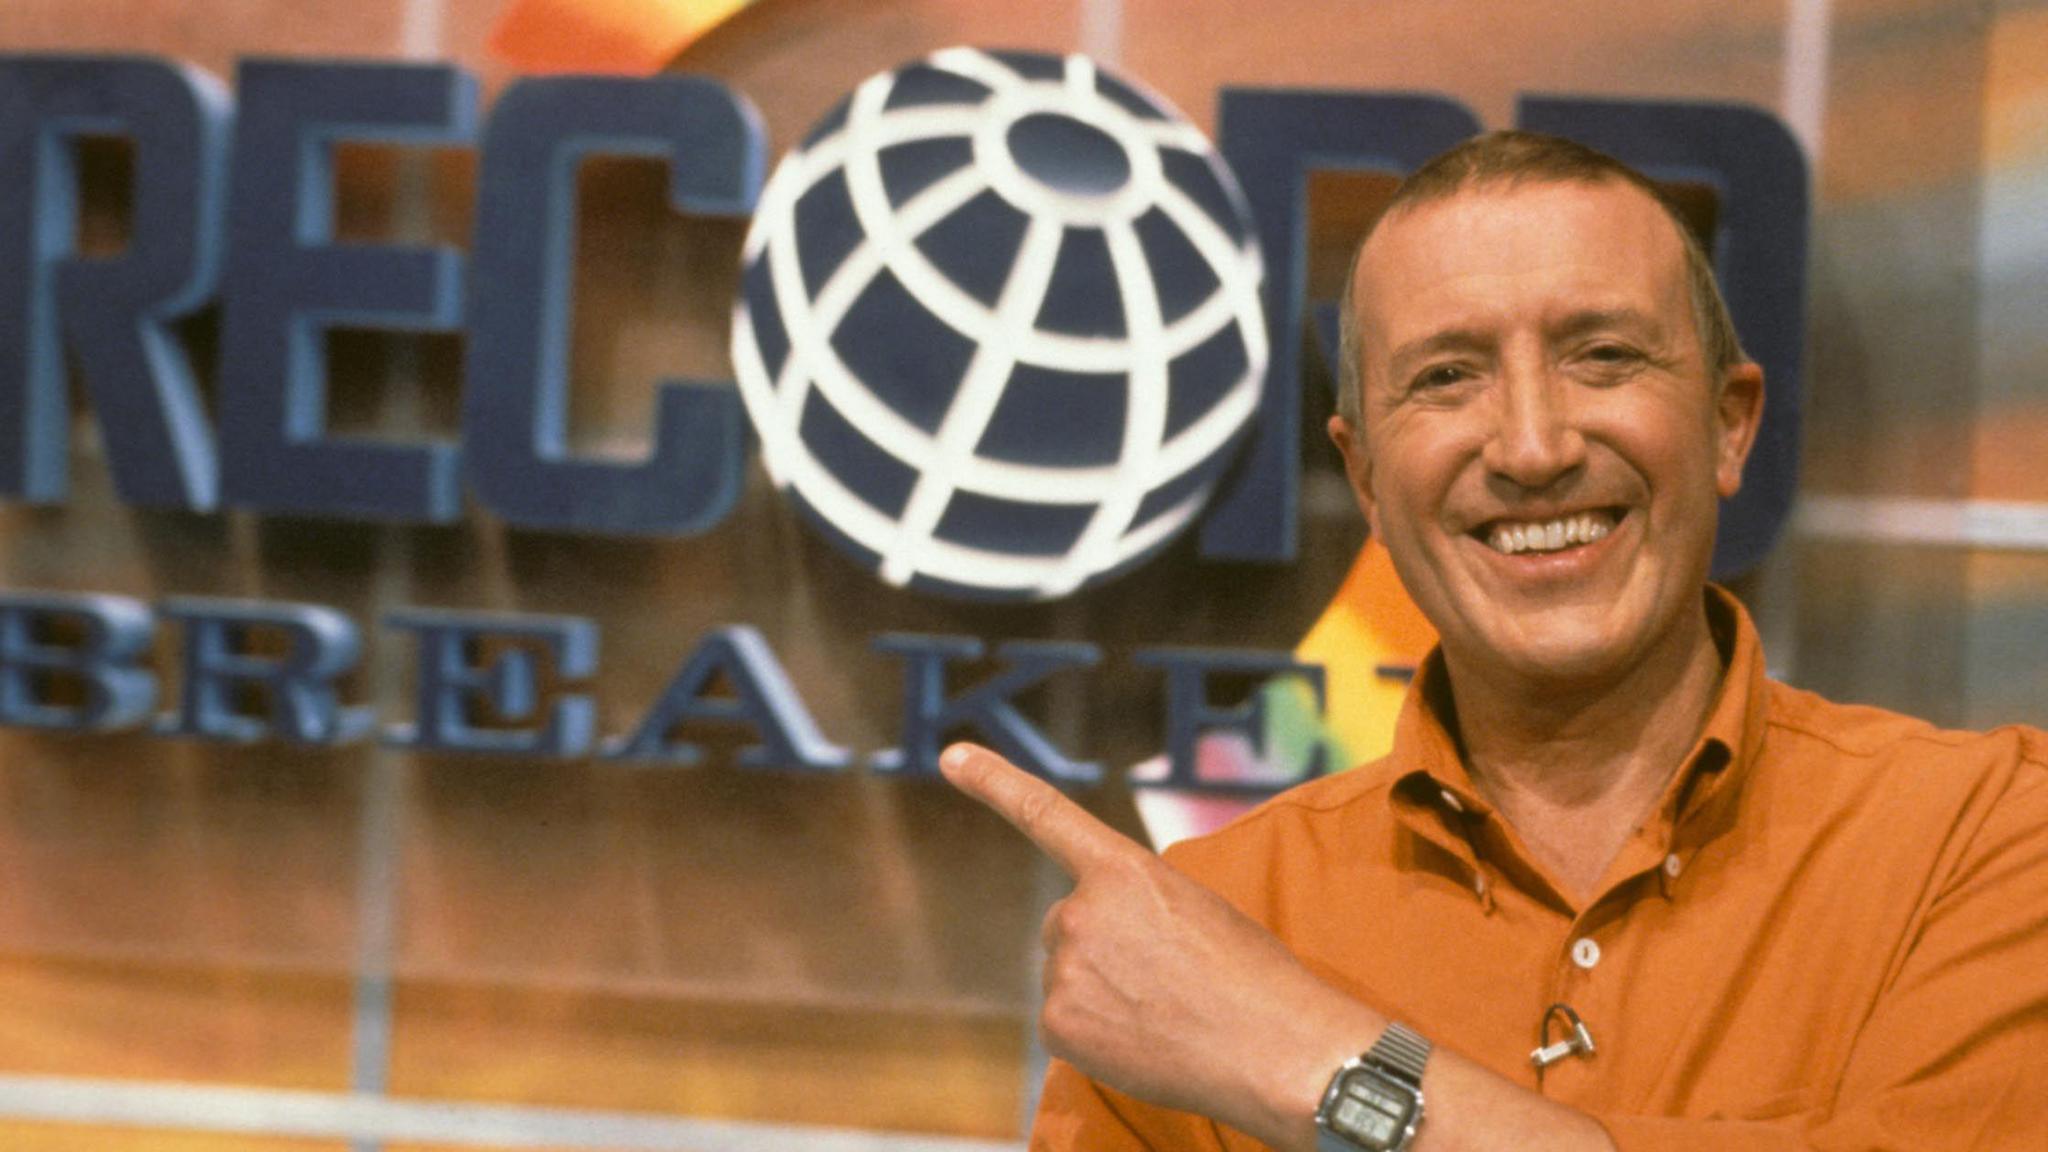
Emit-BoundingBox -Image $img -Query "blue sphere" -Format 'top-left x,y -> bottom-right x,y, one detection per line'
731,47 -> 1268,600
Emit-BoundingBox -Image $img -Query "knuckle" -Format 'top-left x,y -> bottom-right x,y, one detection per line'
1043,947 -> 1090,1001
1052,898 -> 1084,935
1049,896 -> 1095,946
1040,900 -> 1066,950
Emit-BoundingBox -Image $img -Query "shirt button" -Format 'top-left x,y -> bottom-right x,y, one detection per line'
1440,789 -> 1464,813
1473,873 -> 1489,898
1663,853 -> 1684,879
1571,937 -> 1602,970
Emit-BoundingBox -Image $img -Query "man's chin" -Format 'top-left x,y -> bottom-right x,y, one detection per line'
1450,617 -> 1639,691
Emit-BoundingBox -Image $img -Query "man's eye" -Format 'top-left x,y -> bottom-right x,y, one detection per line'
1583,343 -> 1641,364
1412,365 -> 1468,390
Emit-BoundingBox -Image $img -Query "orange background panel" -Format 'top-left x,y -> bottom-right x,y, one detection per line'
0,956 -> 355,1088
490,0 -> 752,74
388,979 -> 1024,1134
0,1124 -> 345,1152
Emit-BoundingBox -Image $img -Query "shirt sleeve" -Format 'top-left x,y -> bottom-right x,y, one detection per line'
1601,750 -> 2048,1152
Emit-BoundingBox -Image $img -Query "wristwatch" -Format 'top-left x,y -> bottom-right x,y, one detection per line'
1314,1022 -> 1431,1152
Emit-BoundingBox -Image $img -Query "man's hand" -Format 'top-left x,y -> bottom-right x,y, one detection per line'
940,742 -> 1382,1148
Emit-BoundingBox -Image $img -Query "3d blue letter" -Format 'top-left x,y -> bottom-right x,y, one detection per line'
0,56 -> 228,509
216,59 -> 475,522
0,592 -> 155,731
464,75 -> 762,534
1134,646 -> 1326,794
155,598 -> 371,744
1205,91 -> 1481,561
869,635 -> 1101,782
382,610 -> 596,756
605,625 -> 847,769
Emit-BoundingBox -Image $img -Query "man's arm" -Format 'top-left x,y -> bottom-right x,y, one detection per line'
941,743 -> 1615,1152
944,742 -> 2048,1152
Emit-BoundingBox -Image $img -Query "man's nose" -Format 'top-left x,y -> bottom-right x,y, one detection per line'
1481,367 -> 1586,489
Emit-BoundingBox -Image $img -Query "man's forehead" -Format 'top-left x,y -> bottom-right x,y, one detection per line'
1361,177 -> 1681,275
1353,178 -> 1691,346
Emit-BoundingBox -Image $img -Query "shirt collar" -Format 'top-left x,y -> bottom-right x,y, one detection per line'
1386,585 -> 1770,865
1647,584 -> 1770,852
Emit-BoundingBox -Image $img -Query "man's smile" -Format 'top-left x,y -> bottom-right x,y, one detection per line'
1475,508 -> 1622,556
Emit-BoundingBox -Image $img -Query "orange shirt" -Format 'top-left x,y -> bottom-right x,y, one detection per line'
1036,589 -> 2048,1150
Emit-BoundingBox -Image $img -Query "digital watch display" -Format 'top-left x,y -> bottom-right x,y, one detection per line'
1315,1022 -> 1430,1152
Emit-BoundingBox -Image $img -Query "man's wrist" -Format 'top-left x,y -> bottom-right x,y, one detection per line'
1314,1023 -> 1430,1152
1254,1002 -> 1390,1152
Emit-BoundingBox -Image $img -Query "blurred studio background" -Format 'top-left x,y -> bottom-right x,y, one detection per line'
1,1 -> 2044,1149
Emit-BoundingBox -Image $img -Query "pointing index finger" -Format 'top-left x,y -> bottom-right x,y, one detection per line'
940,743 -> 1142,878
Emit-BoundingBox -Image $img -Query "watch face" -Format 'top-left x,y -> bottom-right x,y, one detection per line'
1329,1069 -> 1416,1148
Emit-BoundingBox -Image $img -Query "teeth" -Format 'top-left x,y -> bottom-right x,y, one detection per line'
1485,512 -> 1614,556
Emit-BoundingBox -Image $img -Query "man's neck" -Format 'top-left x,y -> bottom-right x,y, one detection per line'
1442,610 -> 1728,902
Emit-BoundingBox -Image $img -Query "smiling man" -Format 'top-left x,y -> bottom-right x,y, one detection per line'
942,131 -> 2047,1151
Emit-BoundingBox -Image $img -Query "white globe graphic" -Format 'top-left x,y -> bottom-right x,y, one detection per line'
731,46 -> 1268,600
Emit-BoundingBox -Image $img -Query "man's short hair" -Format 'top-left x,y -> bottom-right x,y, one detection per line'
1335,130 -> 1747,427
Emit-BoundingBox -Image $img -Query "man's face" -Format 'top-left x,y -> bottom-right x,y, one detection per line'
1329,179 -> 1763,691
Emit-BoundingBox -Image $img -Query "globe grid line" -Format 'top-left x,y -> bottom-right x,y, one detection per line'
927,46 -> 1035,95
755,162 -> 989,480
757,54 -> 1245,573
759,95 -> 1256,375
739,100 -> 989,269
731,47 -> 1270,598
877,214 -> 1066,586
1044,213 -> 1170,597
748,93 -> 1057,502
757,150 -> 1258,503
1063,52 -> 1096,101
839,57 -> 1176,591
839,67 -> 1075,586
766,195 -> 1237,509
757,53 -> 1251,373
735,302 -> 1218,594
967,59 -> 1166,231
734,386 -> 1207,593
740,162 -> 987,487
1138,118 -> 1213,154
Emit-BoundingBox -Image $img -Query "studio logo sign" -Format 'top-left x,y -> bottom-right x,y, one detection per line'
0,50 -> 1808,595
0,51 -> 1809,781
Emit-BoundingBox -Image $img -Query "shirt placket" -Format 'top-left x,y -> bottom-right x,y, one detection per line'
1534,896 -> 1626,1098
1532,808 -> 1700,1100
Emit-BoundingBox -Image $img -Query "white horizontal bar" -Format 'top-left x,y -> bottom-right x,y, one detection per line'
0,1074 -> 1024,1152
1796,496 -> 2048,551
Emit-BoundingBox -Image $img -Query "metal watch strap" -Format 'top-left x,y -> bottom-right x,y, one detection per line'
1315,1022 -> 1432,1152
1366,1021 -> 1431,1089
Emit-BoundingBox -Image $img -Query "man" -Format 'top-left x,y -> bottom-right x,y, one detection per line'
942,132 -> 2047,1151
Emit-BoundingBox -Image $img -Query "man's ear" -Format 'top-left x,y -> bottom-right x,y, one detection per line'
1326,414 -> 1381,537
1714,362 -> 1766,499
